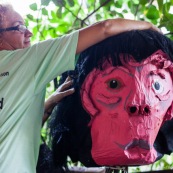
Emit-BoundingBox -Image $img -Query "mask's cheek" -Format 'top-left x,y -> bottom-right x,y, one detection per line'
81,67 -> 133,117
92,78 -> 133,112
148,85 -> 173,121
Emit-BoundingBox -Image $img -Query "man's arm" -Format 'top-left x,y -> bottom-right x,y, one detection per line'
43,77 -> 74,125
76,18 -> 161,54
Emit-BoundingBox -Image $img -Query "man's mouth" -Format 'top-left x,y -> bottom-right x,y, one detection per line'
24,40 -> 30,44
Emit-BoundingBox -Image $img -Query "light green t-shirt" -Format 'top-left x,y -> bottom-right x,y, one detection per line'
0,31 -> 79,173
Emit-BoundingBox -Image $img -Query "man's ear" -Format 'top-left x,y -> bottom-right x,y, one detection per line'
0,36 -> 3,48
80,69 -> 99,117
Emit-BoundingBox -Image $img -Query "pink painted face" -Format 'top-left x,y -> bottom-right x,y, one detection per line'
80,50 -> 173,166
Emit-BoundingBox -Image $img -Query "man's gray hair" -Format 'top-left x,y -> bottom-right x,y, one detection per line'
0,3 -> 13,28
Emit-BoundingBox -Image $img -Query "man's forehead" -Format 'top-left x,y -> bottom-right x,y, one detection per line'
4,10 -> 24,27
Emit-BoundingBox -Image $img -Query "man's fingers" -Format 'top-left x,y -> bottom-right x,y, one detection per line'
62,88 -> 75,97
55,88 -> 75,103
58,79 -> 73,92
151,25 -> 162,33
139,21 -> 162,33
64,76 -> 71,82
116,19 -> 162,36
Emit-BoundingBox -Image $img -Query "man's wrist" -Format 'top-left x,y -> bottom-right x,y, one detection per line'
45,110 -> 52,115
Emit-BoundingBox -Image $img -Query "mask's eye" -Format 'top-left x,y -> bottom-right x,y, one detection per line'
106,78 -> 124,90
152,80 -> 164,94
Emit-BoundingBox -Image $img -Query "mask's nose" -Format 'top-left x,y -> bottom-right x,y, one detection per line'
127,104 -> 151,116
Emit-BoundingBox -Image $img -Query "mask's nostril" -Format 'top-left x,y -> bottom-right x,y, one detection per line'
144,106 -> 150,114
127,104 -> 150,116
130,106 -> 137,114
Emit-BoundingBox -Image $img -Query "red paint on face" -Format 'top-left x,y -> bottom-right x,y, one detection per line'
80,50 -> 173,166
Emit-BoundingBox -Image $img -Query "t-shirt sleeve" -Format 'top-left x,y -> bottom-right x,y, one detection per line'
33,31 -> 79,93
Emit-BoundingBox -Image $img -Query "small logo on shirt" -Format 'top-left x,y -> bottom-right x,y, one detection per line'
0,72 -> 9,77
0,98 -> 4,110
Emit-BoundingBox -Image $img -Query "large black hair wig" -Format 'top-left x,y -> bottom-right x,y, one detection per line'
37,29 -> 173,173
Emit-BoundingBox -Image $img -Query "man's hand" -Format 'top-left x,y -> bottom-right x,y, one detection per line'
43,76 -> 74,125
77,18 -> 161,54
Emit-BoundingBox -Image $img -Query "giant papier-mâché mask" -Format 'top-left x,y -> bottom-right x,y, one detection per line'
49,30 -> 173,169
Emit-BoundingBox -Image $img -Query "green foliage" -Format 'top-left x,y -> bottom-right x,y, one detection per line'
52,0 -> 66,7
25,0 -> 173,172
146,5 -> 160,20
26,0 -> 173,42
41,0 -> 51,6
130,154 -> 173,172
29,3 -> 38,11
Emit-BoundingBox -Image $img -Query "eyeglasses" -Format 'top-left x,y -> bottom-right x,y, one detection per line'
0,25 -> 28,33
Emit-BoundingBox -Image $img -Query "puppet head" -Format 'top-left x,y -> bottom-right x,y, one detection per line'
81,50 -> 173,166
49,30 -> 173,169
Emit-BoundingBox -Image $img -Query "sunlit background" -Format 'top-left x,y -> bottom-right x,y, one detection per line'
3,0 -> 39,16
3,0 -> 168,33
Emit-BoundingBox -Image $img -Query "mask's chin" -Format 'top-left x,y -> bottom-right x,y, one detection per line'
91,146 -> 157,166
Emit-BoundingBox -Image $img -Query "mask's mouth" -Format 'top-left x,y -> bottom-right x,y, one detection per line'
115,138 -> 151,150
115,138 -> 156,163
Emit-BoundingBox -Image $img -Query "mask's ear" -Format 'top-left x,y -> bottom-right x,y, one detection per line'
80,60 -> 113,118
163,103 -> 173,123
80,68 -> 99,117
163,69 -> 173,123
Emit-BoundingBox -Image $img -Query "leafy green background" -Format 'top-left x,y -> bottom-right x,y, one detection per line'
25,0 -> 173,172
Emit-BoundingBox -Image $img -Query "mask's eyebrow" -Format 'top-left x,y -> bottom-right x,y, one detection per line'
150,70 -> 165,79
102,66 -> 130,76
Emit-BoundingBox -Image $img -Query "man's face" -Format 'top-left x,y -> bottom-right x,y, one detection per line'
81,50 -> 173,166
0,9 -> 32,50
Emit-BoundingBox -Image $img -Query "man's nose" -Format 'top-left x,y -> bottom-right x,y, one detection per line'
25,29 -> 33,37
127,104 -> 151,116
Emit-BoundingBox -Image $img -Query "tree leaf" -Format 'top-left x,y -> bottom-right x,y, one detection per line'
26,14 -> 34,20
66,0 -> 74,7
42,8 -> 48,15
41,0 -> 51,6
29,3 -> 37,11
56,7 -> 62,18
52,0 -> 66,7
115,1 -> 122,8
146,5 -> 160,19
140,0 -> 148,5
157,0 -> 163,12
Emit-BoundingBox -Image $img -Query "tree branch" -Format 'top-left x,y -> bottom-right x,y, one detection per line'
81,0 -> 113,27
